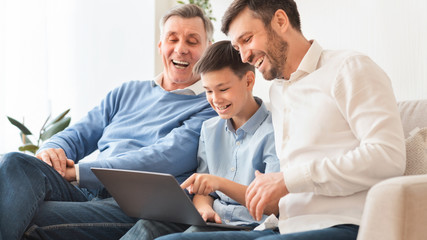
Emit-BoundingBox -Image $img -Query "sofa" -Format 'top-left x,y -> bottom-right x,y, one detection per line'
357,99 -> 427,240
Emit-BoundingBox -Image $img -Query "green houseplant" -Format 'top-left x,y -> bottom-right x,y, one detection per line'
7,109 -> 71,154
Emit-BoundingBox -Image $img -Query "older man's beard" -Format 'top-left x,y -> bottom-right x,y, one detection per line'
263,28 -> 288,80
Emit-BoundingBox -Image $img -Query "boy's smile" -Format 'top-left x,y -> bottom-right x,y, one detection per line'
215,104 -> 232,112
202,67 -> 258,130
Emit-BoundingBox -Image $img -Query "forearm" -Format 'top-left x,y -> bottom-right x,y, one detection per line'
216,177 -> 247,206
193,194 -> 214,210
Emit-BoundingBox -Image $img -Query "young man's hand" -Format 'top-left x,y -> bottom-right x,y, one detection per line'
246,171 -> 288,221
181,173 -> 221,195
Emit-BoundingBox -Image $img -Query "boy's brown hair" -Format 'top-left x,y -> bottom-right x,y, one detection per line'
194,40 -> 254,78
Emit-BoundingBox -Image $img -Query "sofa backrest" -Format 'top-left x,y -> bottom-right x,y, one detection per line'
398,99 -> 427,138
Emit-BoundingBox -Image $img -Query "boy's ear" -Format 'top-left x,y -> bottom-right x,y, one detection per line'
245,71 -> 255,90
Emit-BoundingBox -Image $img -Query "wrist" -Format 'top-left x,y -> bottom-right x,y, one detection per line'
215,176 -> 226,192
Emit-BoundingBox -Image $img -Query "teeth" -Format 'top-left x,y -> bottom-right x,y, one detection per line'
216,105 -> 229,110
173,59 -> 189,65
255,57 -> 264,68
175,65 -> 186,69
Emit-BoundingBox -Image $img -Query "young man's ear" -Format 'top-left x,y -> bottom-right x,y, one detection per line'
271,9 -> 290,34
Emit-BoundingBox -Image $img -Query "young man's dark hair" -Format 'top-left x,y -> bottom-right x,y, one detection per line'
221,0 -> 301,35
194,40 -> 254,78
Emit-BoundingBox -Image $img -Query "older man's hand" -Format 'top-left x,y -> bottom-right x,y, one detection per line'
36,148 -> 68,177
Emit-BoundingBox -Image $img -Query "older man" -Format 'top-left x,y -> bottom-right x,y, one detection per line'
157,0 -> 405,240
0,4 -> 215,240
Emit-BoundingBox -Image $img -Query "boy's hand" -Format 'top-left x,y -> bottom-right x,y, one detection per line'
181,173 -> 220,195
197,205 -> 222,224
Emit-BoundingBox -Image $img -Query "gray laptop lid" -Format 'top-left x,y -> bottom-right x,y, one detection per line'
91,168 -> 253,230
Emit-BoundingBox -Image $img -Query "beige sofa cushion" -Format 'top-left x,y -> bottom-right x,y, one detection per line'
404,127 -> 427,175
357,174 -> 427,240
398,100 -> 427,137
358,100 -> 427,240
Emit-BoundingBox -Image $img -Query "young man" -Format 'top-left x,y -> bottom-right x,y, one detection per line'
157,0 -> 406,240
122,40 -> 279,239
0,4 -> 216,240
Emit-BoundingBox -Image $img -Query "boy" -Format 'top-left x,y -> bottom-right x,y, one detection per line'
122,40 -> 279,239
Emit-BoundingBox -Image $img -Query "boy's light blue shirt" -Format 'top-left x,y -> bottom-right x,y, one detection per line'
197,97 -> 280,226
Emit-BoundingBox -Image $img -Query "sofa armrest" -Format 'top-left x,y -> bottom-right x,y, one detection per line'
357,175 -> 427,240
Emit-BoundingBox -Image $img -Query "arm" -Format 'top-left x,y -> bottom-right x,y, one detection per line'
38,83 -> 118,161
182,173 -> 247,206
36,85 -> 118,178
39,82 -> 217,189
78,105 -> 215,189
193,194 -> 222,223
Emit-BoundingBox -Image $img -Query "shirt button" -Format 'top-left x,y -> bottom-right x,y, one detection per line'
236,141 -> 240,145
231,167 -> 236,172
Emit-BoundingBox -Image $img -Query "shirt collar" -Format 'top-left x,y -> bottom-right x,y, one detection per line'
289,40 -> 323,81
152,73 -> 205,95
225,97 -> 269,135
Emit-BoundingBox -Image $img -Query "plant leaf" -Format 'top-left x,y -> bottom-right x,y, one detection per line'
7,116 -> 32,135
21,133 -> 33,145
40,114 -> 51,132
41,117 -> 71,141
46,109 -> 70,127
18,144 -> 39,154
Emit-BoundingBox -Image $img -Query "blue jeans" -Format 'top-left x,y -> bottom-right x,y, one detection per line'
0,152 -> 136,240
121,219 -> 250,240
120,219 -> 189,240
156,224 -> 359,240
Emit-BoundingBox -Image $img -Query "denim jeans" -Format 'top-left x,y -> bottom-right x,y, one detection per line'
120,219 -> 189,240
120,219 -> 251,240
0,152 -> 136,240
156,224 -> 359,240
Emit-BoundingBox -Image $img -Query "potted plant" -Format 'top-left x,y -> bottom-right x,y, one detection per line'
7,109 -> 71,154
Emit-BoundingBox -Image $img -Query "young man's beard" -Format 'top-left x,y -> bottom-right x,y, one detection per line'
263,27 -> 288,80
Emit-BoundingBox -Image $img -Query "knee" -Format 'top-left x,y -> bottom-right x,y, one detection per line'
0,152 -> 40,170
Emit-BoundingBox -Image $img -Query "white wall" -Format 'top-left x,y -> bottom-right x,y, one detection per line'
0,0 -> 156,153
295,0 -> 427,101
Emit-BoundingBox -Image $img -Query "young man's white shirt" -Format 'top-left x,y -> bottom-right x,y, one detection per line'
269,40 -> 405,234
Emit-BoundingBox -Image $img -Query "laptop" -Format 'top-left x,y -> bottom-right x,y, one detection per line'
91,168 -> 254,230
